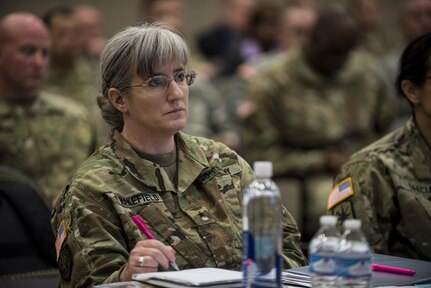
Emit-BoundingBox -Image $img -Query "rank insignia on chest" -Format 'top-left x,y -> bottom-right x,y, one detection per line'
327,177 -> 354,210
198,167 -> 222,183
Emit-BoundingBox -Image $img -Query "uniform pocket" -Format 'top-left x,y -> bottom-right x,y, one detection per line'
138,203 -> 207,267
217,174 -> 242,216
398,190 -> 431,259
417,196 -> 431,218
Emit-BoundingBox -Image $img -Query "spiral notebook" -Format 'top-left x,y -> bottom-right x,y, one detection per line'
132,267 -> 243,288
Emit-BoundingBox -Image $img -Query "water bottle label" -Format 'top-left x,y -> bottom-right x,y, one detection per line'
309,254 -> 337,275
336,256 -> 372,278
242,230 -> 255,285
255,235 -> 276,259
242,231 -> 282,287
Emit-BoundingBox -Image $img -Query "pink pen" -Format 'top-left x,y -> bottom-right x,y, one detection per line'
371,264 -> 416,276
131,215 -> 180,271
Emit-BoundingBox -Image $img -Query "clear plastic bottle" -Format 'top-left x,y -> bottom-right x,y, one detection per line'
308,215 -> 340,288
242,161 -> 282,288
336,219 -> 372,288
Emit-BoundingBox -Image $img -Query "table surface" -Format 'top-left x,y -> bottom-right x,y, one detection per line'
289,254 -> 431,287
1,254 -> 429,288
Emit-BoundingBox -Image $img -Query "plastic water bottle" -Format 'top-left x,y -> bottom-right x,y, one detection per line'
308,215 -> 340,288
242,161 -> 282,288
337,219 -> 372,288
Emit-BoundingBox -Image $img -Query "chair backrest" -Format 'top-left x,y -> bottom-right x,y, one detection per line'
0,166 -> 56,276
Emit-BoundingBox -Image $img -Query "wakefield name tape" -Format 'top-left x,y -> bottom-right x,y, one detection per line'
327,177 -> 354,210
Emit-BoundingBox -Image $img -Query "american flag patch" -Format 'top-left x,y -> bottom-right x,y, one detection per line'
327,177 -> 354,210
55,220 -> 67,260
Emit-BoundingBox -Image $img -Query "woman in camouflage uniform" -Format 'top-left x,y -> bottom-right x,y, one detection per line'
328,32 -> 431,261
50,22 -> 307,287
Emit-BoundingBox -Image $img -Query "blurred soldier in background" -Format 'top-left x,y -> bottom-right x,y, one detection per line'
138,0 -> 184,33
74,4 -> 107,66
42,6 -> 107,145
276,4 -> 316,54
349,0 -> 390,57
0,12 -> 95,207
242,5 -> 394,242
222,3 -> 317,153
239,2 -> 281,62
196,0 -> 256,79
329,32 -> 431,261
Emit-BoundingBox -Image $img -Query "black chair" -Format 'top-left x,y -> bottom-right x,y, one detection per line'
0,166 -> 57,278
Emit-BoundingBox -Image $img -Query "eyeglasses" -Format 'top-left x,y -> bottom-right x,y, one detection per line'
125,70 -> 197,94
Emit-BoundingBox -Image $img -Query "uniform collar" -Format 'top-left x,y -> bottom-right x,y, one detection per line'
175,132 -> 211,192
0,94 -> 44,116
288,48 -> 326,86
110,131 -> 209,193
407,117 -> 431,180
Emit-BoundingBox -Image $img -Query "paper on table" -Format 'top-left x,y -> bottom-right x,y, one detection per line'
93,281 -> 145,287
132,267 -> 242,288
282,270 -> 311,287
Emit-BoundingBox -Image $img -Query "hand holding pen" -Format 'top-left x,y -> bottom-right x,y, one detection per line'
120,215 -> 180,281
131,215 -> 180,271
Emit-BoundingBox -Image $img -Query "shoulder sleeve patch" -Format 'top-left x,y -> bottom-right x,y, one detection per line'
333,201 -> 355,223
327,177 -> 354,210
58,245 -> 73,281
55,220 -> 67,260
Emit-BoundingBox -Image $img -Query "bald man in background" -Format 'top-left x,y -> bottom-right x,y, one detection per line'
0,12 -> 95,207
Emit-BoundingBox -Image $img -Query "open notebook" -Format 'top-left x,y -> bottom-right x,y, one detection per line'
132,267 -> 243,288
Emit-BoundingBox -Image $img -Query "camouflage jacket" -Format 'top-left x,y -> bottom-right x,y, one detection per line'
43,57 -> 107,146
242,47 -> 394,177
328,117 -> 431,261
0,92 -> 96,207
43,57 -> 97,108
184,77 -> 235,138
51,131 -> 307,287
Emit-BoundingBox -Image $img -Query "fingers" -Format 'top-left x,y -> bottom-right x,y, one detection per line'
129,240 -> 175,270
119,255 -> 159,282
120,239 -> 176,281
131,255 -> 158,271
133,240 -> 176,268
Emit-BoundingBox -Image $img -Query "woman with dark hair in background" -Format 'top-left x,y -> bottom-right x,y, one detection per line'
328,32 -> 431,261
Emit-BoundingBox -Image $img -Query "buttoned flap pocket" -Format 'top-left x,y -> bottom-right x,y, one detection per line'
216,170 -> 242,214
398,190 -> 431,258
190,211 -> 243,268
138,204 -> 207,267
417,195 -> 431,218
